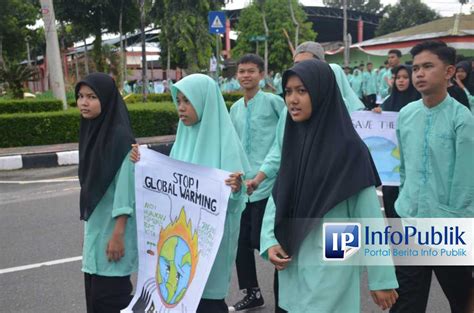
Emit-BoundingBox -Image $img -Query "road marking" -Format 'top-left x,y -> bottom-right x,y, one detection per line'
0,256 -> 82,275
0,176 -> 79,184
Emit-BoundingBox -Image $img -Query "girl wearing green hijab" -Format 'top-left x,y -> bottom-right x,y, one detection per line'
350,68 -> 364,101
132,74 -> 251,312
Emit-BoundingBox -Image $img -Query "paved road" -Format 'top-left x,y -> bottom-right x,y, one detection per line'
0,166 -> 450,313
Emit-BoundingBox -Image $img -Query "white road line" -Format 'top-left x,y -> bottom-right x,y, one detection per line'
0,177 -> 79,184
0,256 -> 82,275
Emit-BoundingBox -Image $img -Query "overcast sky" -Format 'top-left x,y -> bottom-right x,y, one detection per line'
225,0 -> 474,17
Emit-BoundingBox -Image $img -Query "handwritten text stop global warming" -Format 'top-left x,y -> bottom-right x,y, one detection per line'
143,173 -> 218,213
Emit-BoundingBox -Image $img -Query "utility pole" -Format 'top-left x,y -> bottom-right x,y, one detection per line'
40,0 -> 67,110
139,0 -> 147,102
343,0 -> 349,67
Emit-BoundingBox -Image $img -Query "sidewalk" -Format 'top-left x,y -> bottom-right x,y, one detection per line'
0,135 -> 176,170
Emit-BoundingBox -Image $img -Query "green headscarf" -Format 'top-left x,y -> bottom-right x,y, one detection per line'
330,64 -> 365,112
170,74 -> 251,175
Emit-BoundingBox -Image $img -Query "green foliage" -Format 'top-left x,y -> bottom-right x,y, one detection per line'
124,93 -> 173,104
152,0 -> 226,71
123,92 -> 244,104
0,99 -> 63,114
375,0 -> 440,36
0,61 -> 37,99
323,0 -> 384,14
0,0 -> 39,62
232,0 -> 316,72
54,0 -> 141,72
0,102 -> 178,147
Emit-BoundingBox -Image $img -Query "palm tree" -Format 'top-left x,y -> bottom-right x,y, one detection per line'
0,61 -> 37,99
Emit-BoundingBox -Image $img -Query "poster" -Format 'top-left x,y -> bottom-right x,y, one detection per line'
351,111 -> 400,186
122,148 -> 231,313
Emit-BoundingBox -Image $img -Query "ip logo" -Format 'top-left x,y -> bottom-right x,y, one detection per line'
323,223 -> 361,261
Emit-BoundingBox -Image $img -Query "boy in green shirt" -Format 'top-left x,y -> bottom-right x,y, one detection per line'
229,54 -> 285,312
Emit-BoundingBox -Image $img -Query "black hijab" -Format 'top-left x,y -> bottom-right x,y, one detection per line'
382,65 -> 420,112
455,60 -> 474,95
272,59 -> 381,256
76,73 -> 135,221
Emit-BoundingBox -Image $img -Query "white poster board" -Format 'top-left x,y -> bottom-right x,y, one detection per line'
122,148 -> 231,313
351,111 -> 400,186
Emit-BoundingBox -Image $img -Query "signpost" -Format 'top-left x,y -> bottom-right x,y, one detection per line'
208,11 -> 226,79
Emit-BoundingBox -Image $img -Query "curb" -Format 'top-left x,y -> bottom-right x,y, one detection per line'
0,142 -> 174,171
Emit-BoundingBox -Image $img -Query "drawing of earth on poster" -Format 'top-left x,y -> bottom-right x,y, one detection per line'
351,111 -> 400,186
121,148 -> 231,313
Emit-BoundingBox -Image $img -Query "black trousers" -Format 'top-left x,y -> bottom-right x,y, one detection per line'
364,94 -> 377,110
84,273 -> 133,313
390,266 -> 473,313
196,298 -> 228,313
236,198 -> 268,290
382,186 -> 400,218
273,269 -> 288,313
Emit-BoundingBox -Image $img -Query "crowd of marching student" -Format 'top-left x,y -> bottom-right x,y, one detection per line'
75,39 -> 473,313
343,49 -> 474,114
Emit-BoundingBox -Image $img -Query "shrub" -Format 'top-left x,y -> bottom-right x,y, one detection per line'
0,102 -> 178,148
0,99 -> 63,114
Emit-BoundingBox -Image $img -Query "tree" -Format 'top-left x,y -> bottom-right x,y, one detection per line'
233,0 -> 316,72
54,0 -> 140,72
0,60 -> 37,98
323,0 -> 384,15
151,0 -> 226,73
375,0 -> 440,37
0,0 -> 39,65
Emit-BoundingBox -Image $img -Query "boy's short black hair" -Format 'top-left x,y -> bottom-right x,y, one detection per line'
237,54 -> 264,72
388,49 -> 402,58
410,40 -> 456,65
384,60 -> 389,65
367,62 -> 373,66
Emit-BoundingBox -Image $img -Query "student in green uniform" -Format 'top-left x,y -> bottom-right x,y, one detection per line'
454,60 -> 474,113
378,60 -> 391,99
260,59 -> 399,313
131,73 -> 250,313
391,40 -> 474,313
229,54 -> 285,312
77,73 -> 138,313
362,62 -> 378,110
350,68 -> 364,101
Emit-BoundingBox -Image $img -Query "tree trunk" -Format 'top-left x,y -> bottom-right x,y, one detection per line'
93,19 -> 104,72
83,37 -> 89,75
119,0 -> 125,88
289,0 -> 299,48
262,11 -> 269,76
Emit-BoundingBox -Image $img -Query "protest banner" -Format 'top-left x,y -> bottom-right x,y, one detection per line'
351,111 -> 400,186
122,148 -> 231,313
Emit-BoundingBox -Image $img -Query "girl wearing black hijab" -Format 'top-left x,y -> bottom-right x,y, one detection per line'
454,60 -> 474,113
259,59 -> 398,312
77,73 -> 137,313
374,65 -> 421,219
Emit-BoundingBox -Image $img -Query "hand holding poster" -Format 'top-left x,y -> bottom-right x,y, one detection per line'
351,111 -> 400,186
122,148 -> 231,313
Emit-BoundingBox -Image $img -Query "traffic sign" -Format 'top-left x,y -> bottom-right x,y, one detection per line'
208,11 -> 226,34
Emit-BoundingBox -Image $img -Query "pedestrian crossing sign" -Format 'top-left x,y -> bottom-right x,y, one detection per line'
208,11 -> 226,34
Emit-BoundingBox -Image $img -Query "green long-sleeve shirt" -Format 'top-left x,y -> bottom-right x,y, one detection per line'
260,187 -> 398,313
82,154 -> 138,276
395,95 -> 474,218
230,90 -> 285,202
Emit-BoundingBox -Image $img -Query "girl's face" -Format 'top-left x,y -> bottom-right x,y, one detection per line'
395,68 -> 410,92
77,85 -> 101,119
285,75 -> 312,122
177,92 -> 198,126
456,68 -> 467,81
